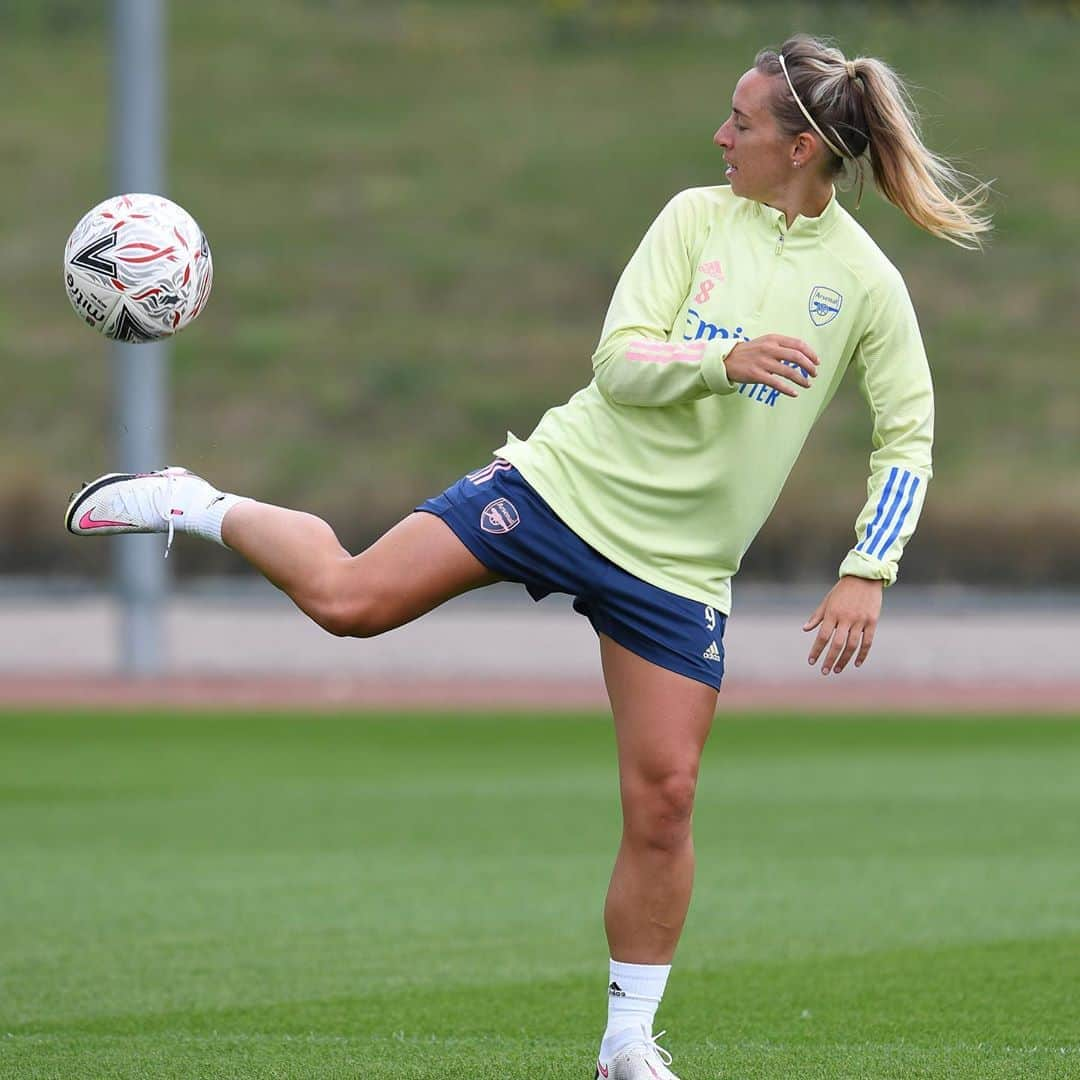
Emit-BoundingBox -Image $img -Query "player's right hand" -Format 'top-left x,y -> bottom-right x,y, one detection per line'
723,334 -> 819,396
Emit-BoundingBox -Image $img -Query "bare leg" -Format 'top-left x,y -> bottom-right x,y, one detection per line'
600,634 -> 718,963
222,501 -> 501,637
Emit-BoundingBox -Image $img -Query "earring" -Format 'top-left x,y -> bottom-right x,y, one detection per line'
793,160 -> 802,168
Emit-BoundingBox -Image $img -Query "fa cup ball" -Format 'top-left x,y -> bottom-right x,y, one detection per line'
63,193 -> 213,343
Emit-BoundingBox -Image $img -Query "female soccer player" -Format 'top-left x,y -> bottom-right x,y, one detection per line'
67,35 -> 990,1080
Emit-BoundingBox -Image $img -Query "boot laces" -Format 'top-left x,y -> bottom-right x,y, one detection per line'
646,1031 -> 673,1068
115,470 -> 181,558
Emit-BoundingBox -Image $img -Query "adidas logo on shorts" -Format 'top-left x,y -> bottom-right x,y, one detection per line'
702,641 -> 721,662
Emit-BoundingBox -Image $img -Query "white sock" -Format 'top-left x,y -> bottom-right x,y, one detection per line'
179,489 -> 249,547
599,959 -> 671,1060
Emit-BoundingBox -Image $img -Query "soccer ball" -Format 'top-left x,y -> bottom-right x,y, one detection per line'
63,193 -> 213,343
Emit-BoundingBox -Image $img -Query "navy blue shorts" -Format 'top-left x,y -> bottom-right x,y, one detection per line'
416,460 -> 726,690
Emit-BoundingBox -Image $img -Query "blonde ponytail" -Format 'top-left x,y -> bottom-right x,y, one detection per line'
756,35 -> 993,250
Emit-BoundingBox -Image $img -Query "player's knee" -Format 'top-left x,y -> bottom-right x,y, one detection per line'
315,597 -> 388,638
313,603 -> 356,638
306,580 -> 390,639
625,770 -> 698,851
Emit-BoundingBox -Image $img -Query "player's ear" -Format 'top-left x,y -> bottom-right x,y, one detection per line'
791,131 -> 816,169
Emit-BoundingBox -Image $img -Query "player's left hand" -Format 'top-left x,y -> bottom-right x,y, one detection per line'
803,576 -> 883,675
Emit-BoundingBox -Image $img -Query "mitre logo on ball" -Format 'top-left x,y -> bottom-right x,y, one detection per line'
63,193 -> 213,343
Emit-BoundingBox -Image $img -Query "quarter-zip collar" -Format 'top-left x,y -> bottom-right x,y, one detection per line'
747,186 -> 841,242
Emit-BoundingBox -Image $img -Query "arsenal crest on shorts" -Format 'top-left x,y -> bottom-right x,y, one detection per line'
481,498 -> 520,534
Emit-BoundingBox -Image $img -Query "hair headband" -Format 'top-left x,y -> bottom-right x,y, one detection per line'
777,52 -> 854,161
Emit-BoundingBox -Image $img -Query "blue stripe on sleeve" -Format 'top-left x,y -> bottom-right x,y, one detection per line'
856,466 -> 898,553
865,470 -> 911,557
876,476 -> 921,559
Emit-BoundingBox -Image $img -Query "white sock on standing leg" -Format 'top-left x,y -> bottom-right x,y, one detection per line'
599,959 -> 671,1060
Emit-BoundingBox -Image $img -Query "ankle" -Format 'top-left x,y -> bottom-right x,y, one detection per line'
182,490 -> 249,547
600,959 -> 670,1058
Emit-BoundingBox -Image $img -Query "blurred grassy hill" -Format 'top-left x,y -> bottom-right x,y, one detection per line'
3,1 -> 1079,584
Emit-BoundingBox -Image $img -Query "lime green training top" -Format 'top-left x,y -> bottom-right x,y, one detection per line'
497,184 -> 933,614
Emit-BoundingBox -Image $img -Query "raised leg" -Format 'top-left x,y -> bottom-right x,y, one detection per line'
222,502 -> 501,637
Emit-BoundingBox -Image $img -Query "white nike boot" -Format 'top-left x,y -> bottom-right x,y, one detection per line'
65,466 -> 233,555
596,1027 -> 680,1079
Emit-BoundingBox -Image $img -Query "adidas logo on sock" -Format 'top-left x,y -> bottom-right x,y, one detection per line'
703,641 -> 721,662
608,981 -> 626,998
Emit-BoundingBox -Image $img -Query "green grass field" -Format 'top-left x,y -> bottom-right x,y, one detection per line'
2,710 -> 1079,1078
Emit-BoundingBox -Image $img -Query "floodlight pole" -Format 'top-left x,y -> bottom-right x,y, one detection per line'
111,0 -> 169,676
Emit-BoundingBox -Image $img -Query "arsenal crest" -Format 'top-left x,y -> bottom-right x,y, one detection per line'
808,285 -> 843,327
480,498 -> 520,534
